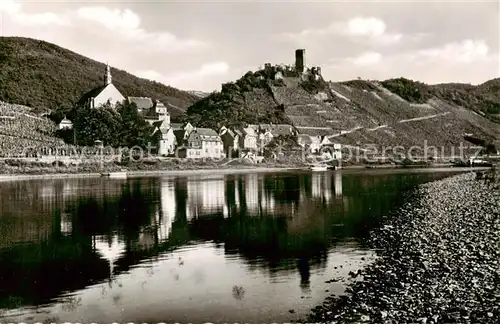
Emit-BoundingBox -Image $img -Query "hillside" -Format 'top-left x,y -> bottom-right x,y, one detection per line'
187,90 -> 211,99
0,37 -> 199,120
185,66 -> 500,152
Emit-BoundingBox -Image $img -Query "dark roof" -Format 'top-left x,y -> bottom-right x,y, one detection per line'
296,127 -> 334,137
271,124 -> 294,136
173,129 -> 186,144
128,97 -> 153,110
143,108 -> 160,120
195,128 -> 219,137
77,85 -> 106,106
152,119 -> 170,129
170,123 -> 184,130
225,128 -> 236,137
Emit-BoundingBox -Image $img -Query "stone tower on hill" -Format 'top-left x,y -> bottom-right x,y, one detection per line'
295,49 -> 305,73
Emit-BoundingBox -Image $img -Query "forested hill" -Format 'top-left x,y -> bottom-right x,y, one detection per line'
185,65 -> 500,150
0,37 -> 199,120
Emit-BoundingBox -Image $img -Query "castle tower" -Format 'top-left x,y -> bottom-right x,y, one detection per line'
104,63 -> 112,86
295,49 -> 305,73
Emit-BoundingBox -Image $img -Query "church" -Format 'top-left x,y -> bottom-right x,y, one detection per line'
78,64 -> 126,108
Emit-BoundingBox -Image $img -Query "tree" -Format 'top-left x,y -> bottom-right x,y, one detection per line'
72,105 -> 121,146
117,101 -> 153,148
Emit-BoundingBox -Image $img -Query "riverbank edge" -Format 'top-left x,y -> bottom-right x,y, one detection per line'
0,165 -> 303,182
306,172 -> 500,323
0,163 -> 490,182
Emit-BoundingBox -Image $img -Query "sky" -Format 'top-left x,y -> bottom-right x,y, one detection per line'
0,0 -> 499,92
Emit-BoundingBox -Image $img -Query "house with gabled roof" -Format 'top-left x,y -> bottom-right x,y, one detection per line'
259,123 -> 296,137
239,127 -> 258,152
143,100 -> 170,125
297,134 -> 321,153
177,127 -> 223,159
128,97 -> 154,113
78,63 -> 125,109
151,119 -> 176,156
171,122 -> 195,146
220,126 -> 240,158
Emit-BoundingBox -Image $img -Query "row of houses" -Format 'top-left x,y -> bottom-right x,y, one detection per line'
69,62 -> 341,160
152,122 -> 293,158
151,121 -> 342,160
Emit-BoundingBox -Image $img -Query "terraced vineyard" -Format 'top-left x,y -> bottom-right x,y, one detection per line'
187,69 -> 500,152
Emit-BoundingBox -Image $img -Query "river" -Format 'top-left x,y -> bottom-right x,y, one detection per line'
0,168 -> 466,323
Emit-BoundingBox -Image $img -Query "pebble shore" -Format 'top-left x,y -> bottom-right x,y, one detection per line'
309,172 -> 500,323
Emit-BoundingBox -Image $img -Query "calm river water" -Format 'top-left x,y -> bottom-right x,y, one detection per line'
0,169 -> 464,323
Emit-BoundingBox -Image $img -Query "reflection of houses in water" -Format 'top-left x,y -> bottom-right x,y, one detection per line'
234,178 -> 240,209
93,235 -> 126,282
231,175 -> 277,216
334,172 -> 343,197
311,173 -> 333,202
137,179 -> 177,247
260,179 -> 276,213
40,184 -> 55,198
62,181 -> 79,199
245,174 -> 260,214
60,213 -> 72,236
186,176 -> 226,221
309,172 -> 343,200
298,256 -> 311,293
157,179 -> 176,241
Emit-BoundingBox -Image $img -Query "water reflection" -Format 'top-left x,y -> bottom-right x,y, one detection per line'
0,170 -> 463,322
93,235 -> 126,285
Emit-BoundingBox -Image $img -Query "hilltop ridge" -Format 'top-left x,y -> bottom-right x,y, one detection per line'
184,58 -> 500,150
1,38 -> 499,152
0,37 -> 198,120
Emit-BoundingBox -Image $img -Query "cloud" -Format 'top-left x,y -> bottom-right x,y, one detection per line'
0,0 -> 69,26
0,2 -> 208,54
325,38 -> 497,84
76,7 -> 141,31
347,17 -> 386,37
136,62 -> 231,91
417,39 -> 489,63
350,52 -> 382,66
276,16 -> 403,46
74,6 -> 208,53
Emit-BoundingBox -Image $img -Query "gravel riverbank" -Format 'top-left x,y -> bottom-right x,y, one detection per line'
309,172 -> 500,323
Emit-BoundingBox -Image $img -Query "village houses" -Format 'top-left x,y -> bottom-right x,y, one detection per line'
73,60 -> 341,161
177,128 -> 224,159
240,127 -> 258,152
297,134 -> 322,153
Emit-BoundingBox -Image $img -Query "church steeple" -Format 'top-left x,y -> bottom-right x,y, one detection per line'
104,62 -> 112,86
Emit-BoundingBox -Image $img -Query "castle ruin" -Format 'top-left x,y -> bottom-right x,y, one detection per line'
263,49 -> 322,81
295,49 -> 305,73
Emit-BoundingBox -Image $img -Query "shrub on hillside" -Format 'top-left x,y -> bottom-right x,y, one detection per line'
300,79 -> 327,94
381,78 -> 432,103
185,69 -> 292,130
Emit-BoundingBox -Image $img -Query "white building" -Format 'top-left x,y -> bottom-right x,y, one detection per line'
58,117 -> 73,130
78,63 -> 125,109
152,119 -> 177,156
178,128 -> 224,159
